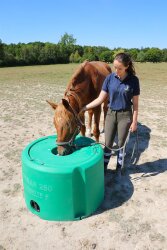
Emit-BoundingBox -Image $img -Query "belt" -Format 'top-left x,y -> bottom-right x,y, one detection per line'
110,108 -> 131,112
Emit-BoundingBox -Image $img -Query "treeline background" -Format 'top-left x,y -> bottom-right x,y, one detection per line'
0,33 -> 167,67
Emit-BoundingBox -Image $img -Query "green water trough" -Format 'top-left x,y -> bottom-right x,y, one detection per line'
21,135 -> 104,221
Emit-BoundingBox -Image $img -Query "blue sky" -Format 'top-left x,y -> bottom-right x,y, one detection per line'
0,0 -> 167,49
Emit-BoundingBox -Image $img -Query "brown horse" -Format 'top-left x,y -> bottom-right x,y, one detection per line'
47,61 -> 111,155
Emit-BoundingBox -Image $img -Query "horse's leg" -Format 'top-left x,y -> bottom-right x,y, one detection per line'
86,109 -> 93,137
80,125 -> 86,136
93,107 -> 101,142
80,112 -> 86,136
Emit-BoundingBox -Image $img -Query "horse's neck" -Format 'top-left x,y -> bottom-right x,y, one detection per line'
65,83 -> 87,109
66,68 -> 90,109
64,90 -> 81,113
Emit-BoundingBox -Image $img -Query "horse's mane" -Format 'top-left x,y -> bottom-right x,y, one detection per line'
67,61 -> 89,89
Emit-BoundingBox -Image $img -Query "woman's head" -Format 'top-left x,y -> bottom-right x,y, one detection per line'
113,52 -> 135,78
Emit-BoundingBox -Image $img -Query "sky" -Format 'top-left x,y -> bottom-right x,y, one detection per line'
0,0 -> 167,49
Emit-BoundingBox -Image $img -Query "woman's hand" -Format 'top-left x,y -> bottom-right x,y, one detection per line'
80,90 -> 108,114
130,122 -> 137,132
131,95 -> 139,132
80,106 -> 87,113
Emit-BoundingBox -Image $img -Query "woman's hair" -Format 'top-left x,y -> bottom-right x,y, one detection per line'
114,52 -> 136,75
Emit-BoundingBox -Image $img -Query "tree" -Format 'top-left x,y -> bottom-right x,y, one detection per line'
27,42 -> 45,64
162,49 -> 167,62
69,53 -> 75,63
38,43 -> 60,64
57,33 -> 78,63
0,39 -> 4,65
81,53 -> 98,62
58,32 -> 76,46
136,51 -> 146,62
113,49 -> 125,59
3,51 -> 17,66
127,48 -> 139,61
73,50 -> 81,63
99,50 -> 113,62
69,50 -> 81,63
1,35 -> 167,67
81,46 -> 99,61
145,48 -> 162,62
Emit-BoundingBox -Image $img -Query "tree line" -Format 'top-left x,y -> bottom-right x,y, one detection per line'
0,33 -> 167,67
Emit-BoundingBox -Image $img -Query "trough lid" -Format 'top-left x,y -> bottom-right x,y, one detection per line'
25,135 -> 102,170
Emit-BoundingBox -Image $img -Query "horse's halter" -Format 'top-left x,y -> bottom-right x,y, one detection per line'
56,91 -> 84,147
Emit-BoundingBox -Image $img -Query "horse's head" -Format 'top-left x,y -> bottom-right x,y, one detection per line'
47,99 -> 81,156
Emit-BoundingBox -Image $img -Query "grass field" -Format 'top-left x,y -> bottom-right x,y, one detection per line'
0,62 -> 167,250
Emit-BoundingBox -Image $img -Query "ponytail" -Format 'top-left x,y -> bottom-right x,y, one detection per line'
114,53 -> 136,75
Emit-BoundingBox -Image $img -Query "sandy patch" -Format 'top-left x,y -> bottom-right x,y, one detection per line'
0,64 -> 167,250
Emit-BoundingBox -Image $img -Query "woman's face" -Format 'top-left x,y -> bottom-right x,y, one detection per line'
113,59 -> 129,79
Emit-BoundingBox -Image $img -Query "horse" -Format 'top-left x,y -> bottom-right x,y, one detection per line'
47,61 -> 112,155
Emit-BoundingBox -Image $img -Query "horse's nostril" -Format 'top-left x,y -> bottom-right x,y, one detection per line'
58,147 -> 67,156
62,151 -> 67,156
51,147 -> 58,155
58,146 -> 73,156
63,148 -> 71,156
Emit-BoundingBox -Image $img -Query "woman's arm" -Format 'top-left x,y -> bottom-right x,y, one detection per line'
81,90 -> 108,112
130,95 -> 139,132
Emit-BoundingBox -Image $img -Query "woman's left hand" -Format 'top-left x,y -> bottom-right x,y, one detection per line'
130,122 -> 137,132
79,106 -> 87,114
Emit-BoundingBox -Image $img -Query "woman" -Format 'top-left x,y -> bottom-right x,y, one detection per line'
81,52 -> 140,175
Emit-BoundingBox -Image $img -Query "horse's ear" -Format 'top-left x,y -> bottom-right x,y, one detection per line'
46,100 -> 58,110
62,98 -> 70,109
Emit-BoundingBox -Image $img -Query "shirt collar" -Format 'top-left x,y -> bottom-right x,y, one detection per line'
114,72 -> 131,82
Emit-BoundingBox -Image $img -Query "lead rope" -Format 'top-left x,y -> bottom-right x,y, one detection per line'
73,129 -> 139,171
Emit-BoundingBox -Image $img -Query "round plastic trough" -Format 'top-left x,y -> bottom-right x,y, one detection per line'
21,135 -> 104,221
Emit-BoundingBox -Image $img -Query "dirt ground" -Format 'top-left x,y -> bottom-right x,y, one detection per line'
0,64 -> 167,250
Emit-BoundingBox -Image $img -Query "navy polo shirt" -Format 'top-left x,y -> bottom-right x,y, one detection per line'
102,72 -> 140,110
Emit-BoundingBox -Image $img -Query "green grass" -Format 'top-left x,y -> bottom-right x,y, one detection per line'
0,62 -> 166,110
0,61 -> 166,85
0,64 -> 79,85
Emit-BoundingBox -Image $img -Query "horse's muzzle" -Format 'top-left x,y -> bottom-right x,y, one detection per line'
57,145 -> 73,156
